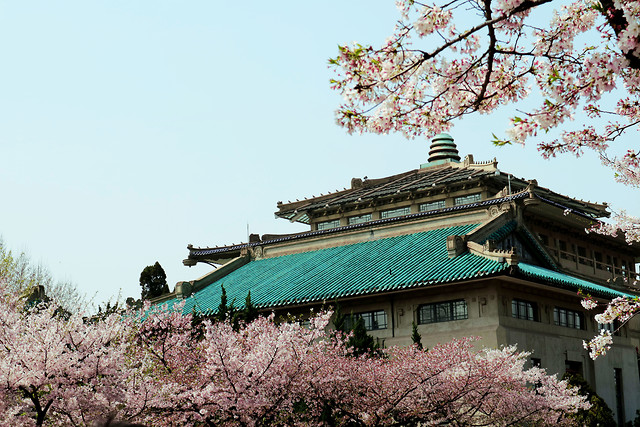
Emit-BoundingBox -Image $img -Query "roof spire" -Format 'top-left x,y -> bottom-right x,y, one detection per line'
428,133 -> 460,164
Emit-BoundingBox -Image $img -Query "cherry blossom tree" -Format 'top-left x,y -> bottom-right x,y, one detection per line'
123,305 -> 588,426
330,0 -> 640,238
330,0 -> 640,358
581,293 -> 640,358
0,258 -> 588,427
0,290 -> 134,426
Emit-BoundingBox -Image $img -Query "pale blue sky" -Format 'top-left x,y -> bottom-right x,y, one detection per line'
0,1 -> 637,306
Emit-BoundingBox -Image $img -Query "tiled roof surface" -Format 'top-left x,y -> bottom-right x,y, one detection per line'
276,167 -> 494,220
166,225 -> 630,315
516,263 -> 632,299
300,167 -> 490,211
171,223 -> 508,315
276,165 -> 609,223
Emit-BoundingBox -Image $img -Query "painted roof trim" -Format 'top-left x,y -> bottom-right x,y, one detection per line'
515,263 -> 633,299
188,192 -> 530,259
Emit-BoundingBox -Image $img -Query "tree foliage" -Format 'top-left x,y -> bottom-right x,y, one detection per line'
0,238 -> 87,312
330,0 -> 640,241
563,372 -> 616,426
331,0 -> 640,359
333,305 -> 380,356
411,321 -> 423,349
139,261 -> 168,300
0,274 -> 589,426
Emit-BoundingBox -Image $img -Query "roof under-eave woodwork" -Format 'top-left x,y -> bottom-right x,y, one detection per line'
275,165 -> 609,224
164,223 -> 630,316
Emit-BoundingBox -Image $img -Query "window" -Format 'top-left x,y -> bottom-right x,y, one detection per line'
380,206 -> 411,219
554,307 -> 584,329
453,193 -> 481,206
538,233 -> 549,246
418,300 -> 468,324
599,321 -> 620,336
419,200 -> 445,212
577,246 -> 592,266
345,310 -> 387,331
316,219 -> 340,230
347,213 -> 372,225
595,251 -> 604,270
512,299 -> 538,321
565,360 -> 583,377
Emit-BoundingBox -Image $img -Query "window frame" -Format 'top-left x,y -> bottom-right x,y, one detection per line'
511,299 -> 538,321
417,299 -> 468,325
345,310 -> 388,331
553,306 -> 584,330
419,200 -> 446,212
453,193 -> 481,206
316,219 -> 340,231
347,213 -> 373,225
380,206 -> 411,219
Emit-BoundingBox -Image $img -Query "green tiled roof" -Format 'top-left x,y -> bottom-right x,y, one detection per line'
516,263 -> 632,299
170,223 -> 508,315
483,220 -> 517,243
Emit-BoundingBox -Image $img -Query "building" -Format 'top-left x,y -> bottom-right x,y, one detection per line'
158,134 -> 640,424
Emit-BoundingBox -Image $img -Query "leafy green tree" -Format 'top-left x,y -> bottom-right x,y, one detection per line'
139,261 -> 169,300
0,238 -> 87,312
563,372 -> 616,427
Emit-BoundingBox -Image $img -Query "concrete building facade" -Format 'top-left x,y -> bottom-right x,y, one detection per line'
158,135 -> 640,424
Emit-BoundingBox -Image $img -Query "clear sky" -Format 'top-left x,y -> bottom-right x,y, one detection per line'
1,1 -> 638,307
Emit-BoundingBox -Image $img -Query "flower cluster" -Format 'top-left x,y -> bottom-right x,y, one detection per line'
0,277 -> 589,426
330,0 -> 640,246
580,292 -> 640,358
583,330 -> 613,359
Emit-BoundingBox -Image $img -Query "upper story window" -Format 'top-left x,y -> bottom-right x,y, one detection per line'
345,310 -> 387,331
554,307 -> 584,330
348,213 -> 372,225
316,219 -> 340,231
598,321 -> 620,336
418,299 -> 468,324
419,200 -> 446,212
512,299 -> 538,321
381,206 -> 411,219
454,193 -> 481,206
538,233 -> 549,246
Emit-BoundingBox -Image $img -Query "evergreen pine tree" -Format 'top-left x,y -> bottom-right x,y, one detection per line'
243,290 -> 258,324
332,304 -> 379,356
217,284 -> 229,322
411,321 -> 423,349
139,262 -> 169,300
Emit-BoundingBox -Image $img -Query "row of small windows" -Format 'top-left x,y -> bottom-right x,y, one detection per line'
348,300 -> 611,332
348,300 -> 469,331
513,300 -> 612,332
316,219 -> 341,230
315,193 -> 484,230
348,213 -> 372,225
419,200 -> 445,212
